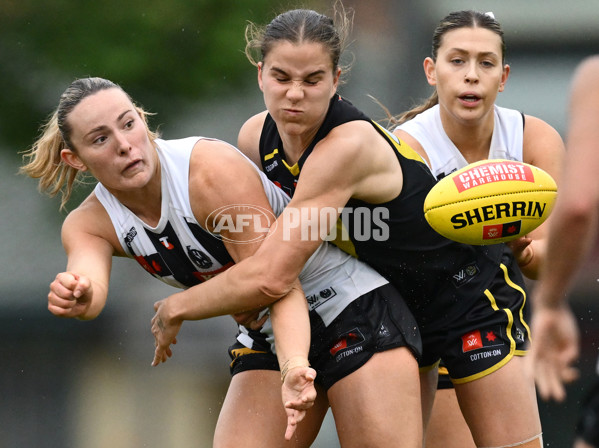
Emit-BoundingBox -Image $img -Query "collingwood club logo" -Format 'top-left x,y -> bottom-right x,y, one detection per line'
186,246 -> 213,269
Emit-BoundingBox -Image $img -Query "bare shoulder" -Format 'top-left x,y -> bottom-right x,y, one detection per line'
393,127 -> 430,165
62,193 -> 122,255
523,115 -> 563,142
237,111 -> 269,166
190,138 -> 256,185
188,137 -> 264,219
322,120 -> 385,156
307,120 -> 403,202
522,115 -> 565,181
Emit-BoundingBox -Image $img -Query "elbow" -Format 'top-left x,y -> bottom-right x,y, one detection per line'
555,197 -> 596,227
254,275 -> 295,306
250,261 -> 297,306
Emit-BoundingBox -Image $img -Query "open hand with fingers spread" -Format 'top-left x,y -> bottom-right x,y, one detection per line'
151,298 -> 181,366
530,304 -> 580,401
280,358 -> 317,441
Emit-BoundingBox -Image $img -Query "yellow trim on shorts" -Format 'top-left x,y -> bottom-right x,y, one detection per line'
229,346 -> 268,368
419,359 -> 441,374
452,263 -> 527,384
502,263 -> 532,342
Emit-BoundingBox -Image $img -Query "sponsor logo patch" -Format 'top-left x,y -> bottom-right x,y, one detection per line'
462,330 -> 483,352
306,287 -> 337,311
461,327 -> 505,353
330,328 -> 365,362
378,324 -> 391,338
482,221 -> 522,240
451,262 -> 480,288
453,162 -> 534,192
186,245 -> 214,269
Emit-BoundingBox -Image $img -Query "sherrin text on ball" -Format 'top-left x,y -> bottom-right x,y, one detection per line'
423,159 -> 558,245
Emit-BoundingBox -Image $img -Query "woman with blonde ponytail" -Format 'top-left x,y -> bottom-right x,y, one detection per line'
21,75 -> 422,447
21,111 -> 80,210
21,78 -> 157,210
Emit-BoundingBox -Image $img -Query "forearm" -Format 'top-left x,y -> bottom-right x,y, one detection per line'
270,281 -> 311,371
166,259 -> 292,322
535,206 -> 597,308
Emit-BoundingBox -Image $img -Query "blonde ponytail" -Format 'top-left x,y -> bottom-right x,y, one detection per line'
20,110 -> 82,210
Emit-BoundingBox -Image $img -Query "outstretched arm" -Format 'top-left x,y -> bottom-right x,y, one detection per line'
530,55 -> 599,401
48,197 -> 117,320
153,121 -> 398,325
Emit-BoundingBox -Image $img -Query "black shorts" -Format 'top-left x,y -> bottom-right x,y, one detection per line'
227,283 -> 422,390
419,251 -> 531,384
576,376 -> 599,446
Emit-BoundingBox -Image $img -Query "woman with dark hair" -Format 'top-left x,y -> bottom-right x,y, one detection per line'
393,10 -> 564,447
153,5 -> 546,447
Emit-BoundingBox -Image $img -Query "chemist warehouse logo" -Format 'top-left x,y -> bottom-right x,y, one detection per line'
206,204 -> 390,244
453,161 -> 535,192
449,162 -> 548,232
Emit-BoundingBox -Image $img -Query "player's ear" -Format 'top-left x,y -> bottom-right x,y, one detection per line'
257,62 -> 265,92
498,64 -> 510,92
424,57 -> 437,86
332,66 -> 341,90
61,148 -> 88,171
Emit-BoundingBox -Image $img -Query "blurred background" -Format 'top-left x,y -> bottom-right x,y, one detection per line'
1,0 -> 598,446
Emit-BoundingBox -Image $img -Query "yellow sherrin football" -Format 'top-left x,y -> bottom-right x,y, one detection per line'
423,159 -> 557,245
